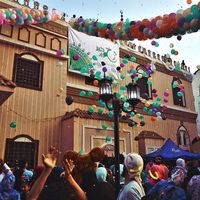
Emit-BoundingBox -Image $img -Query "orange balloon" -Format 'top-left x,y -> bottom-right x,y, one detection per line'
93,80 -> 99,86
187,0 -> 192,4
151,116 -> 157,122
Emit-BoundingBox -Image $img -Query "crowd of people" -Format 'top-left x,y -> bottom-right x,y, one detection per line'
0,146 -> 200,200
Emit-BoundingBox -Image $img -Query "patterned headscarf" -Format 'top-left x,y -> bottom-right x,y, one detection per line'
0,173 -> 15,191
170,168 -> 186,186
176,158 -> 186,168
0,174 -> 20,200
124,153 -> 145,196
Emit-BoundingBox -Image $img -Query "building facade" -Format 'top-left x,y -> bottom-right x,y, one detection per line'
0,0 -> 68,167
63,41 -> 198,156
0,0 -> 198,168
192,66 -> 200,135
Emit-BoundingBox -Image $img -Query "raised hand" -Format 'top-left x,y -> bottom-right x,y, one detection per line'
63,159 -> 75,176
42,146 -> 59,169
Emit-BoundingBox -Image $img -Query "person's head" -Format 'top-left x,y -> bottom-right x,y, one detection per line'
176,158 -> 186,168
148,164 -> 168,185
19,160 -> 28,169
124,153 -> 143,179
96,167 -> 107,182
154,156 -> 163,165
21,181 -> 30,193
145,162 -> 153,171
170,168 -> 186,186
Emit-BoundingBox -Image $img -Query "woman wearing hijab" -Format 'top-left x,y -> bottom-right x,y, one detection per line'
117,153 -> 145,200
0,173 -> 20,200
147,167 -> 186,200
91,167 -> 115,200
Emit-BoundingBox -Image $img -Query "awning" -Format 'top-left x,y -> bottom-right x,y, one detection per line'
0,75 -> 16,105
144,138 -> 200,161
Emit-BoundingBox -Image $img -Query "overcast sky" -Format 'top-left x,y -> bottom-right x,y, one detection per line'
26,0 -> 200,73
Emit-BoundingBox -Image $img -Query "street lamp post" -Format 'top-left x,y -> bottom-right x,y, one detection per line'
99,76 -> 141,197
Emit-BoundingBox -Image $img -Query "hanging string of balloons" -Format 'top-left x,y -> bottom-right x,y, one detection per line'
0,7 -> 61,26
69,2 -> 200,41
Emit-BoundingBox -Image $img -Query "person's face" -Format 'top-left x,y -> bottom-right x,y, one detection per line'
21,184 -> 30,193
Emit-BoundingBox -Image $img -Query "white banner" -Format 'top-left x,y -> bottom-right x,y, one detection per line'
69,27 -> 120,77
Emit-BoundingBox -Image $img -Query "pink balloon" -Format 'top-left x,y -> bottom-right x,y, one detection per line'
153,93 -> 158,98
163,92 -> 169,97
162,105 -> 168,111
163,99 -> 168,103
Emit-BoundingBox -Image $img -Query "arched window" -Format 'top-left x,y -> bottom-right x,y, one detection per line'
136,65 -> 152,99
177,125 -> 190,147
172,77 -> 186,107
5,135 -> 39,168
13,53 -> 44,90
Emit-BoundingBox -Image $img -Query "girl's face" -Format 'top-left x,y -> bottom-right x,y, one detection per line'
21,184 -> 30,193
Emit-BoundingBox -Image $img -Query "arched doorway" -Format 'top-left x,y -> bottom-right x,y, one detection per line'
4,135 -> 39,168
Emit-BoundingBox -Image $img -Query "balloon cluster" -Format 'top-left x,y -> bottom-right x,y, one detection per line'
0,7 -> 61,26
172,80 -> 185,97
151,40 -> 159,47
70,2 -> 200,41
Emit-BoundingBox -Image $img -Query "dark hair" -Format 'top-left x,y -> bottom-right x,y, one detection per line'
19,160 -> 28,169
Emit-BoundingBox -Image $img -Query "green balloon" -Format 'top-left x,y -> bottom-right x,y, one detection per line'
87,91 -> 94,97
157,97 -> 162,101
106,136 -> 112,143
148,109 -> 153,115
130,111 -> 135,117
5,11 -> 11,18
171,49 -> 176,54
120,75 -> 125,80
139,114 -> 144,119
116,92 -> 121,98
147,80 -> 152,85
130,56 -> 137,62
177,91 -> 183,97
143,107 -> 148,112
102,124 -> 108,129
120,86 -> 127,91
79,150 -> 85,154
121,97 -> 127,102
122,58 -> 129,64
172,83 -> 178,88
27,14 -> 32,21
88,106 -> 94,113
132,69 -> 137,74
10,121 -> 16,128
155,42 -> 159,47
142,72 -> 147,77
98,108 -> 103,114
175,65 -> 181,71
134,77 -> 139,81
108,111 -> 113,118
80,91 -> 86,96
92,55 -> 98,61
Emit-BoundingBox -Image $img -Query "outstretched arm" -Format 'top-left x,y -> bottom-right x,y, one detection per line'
63,159 -> 87,200
28,147 -> 59,200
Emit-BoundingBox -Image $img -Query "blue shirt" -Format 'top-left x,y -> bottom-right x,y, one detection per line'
147,180 -> 186,200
